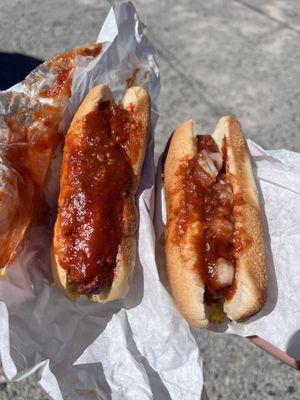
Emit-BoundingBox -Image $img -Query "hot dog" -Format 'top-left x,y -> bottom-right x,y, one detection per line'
164,117 -> 267,327
52,85 -> 150,302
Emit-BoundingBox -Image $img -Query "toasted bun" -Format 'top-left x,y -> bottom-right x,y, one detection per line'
212,116 -> 267,321
164,117 -> 267,326
52,85 -> 150,303
164,120 -> 208,327
121,86 -> 151,177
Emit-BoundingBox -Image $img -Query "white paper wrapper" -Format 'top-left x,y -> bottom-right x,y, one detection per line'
156,139 -> 300,360
0,3 -> 203,399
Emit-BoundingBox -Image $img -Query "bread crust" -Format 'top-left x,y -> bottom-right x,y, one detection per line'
121,86 -> 151,177
164,120 -> 209,327
164,117 -> 267,326
212,116 -> 267,321
52,85 -> 150,302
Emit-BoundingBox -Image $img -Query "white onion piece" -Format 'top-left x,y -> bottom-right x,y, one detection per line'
209,151 -> 223,172
214,257 -> 234,289
197,151 -> 220,179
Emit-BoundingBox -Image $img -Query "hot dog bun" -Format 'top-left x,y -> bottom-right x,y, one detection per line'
164,120 -> 208,327
164,117 -> 267,327
212,117 -> 266,321
52,85 -> 150,303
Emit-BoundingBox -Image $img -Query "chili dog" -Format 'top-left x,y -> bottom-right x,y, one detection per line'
164,117 -> 267,327
52,85 -> 150,302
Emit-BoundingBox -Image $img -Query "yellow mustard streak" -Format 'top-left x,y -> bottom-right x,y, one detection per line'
210,302 -> 225,324
0,270 -> 8,280
67,283 -> 80,301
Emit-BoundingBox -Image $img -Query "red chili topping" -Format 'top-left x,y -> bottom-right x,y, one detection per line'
56,101 -> 137,294
40,44 -> 102,99
39,51 -> 74,99
176,135 -> 236,302
109,102 -> 142,166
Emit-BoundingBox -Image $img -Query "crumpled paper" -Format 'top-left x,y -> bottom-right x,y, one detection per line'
156,138 -> 300,360
0,2 -> 203,399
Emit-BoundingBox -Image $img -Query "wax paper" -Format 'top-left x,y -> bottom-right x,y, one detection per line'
0,3 -> 203,399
